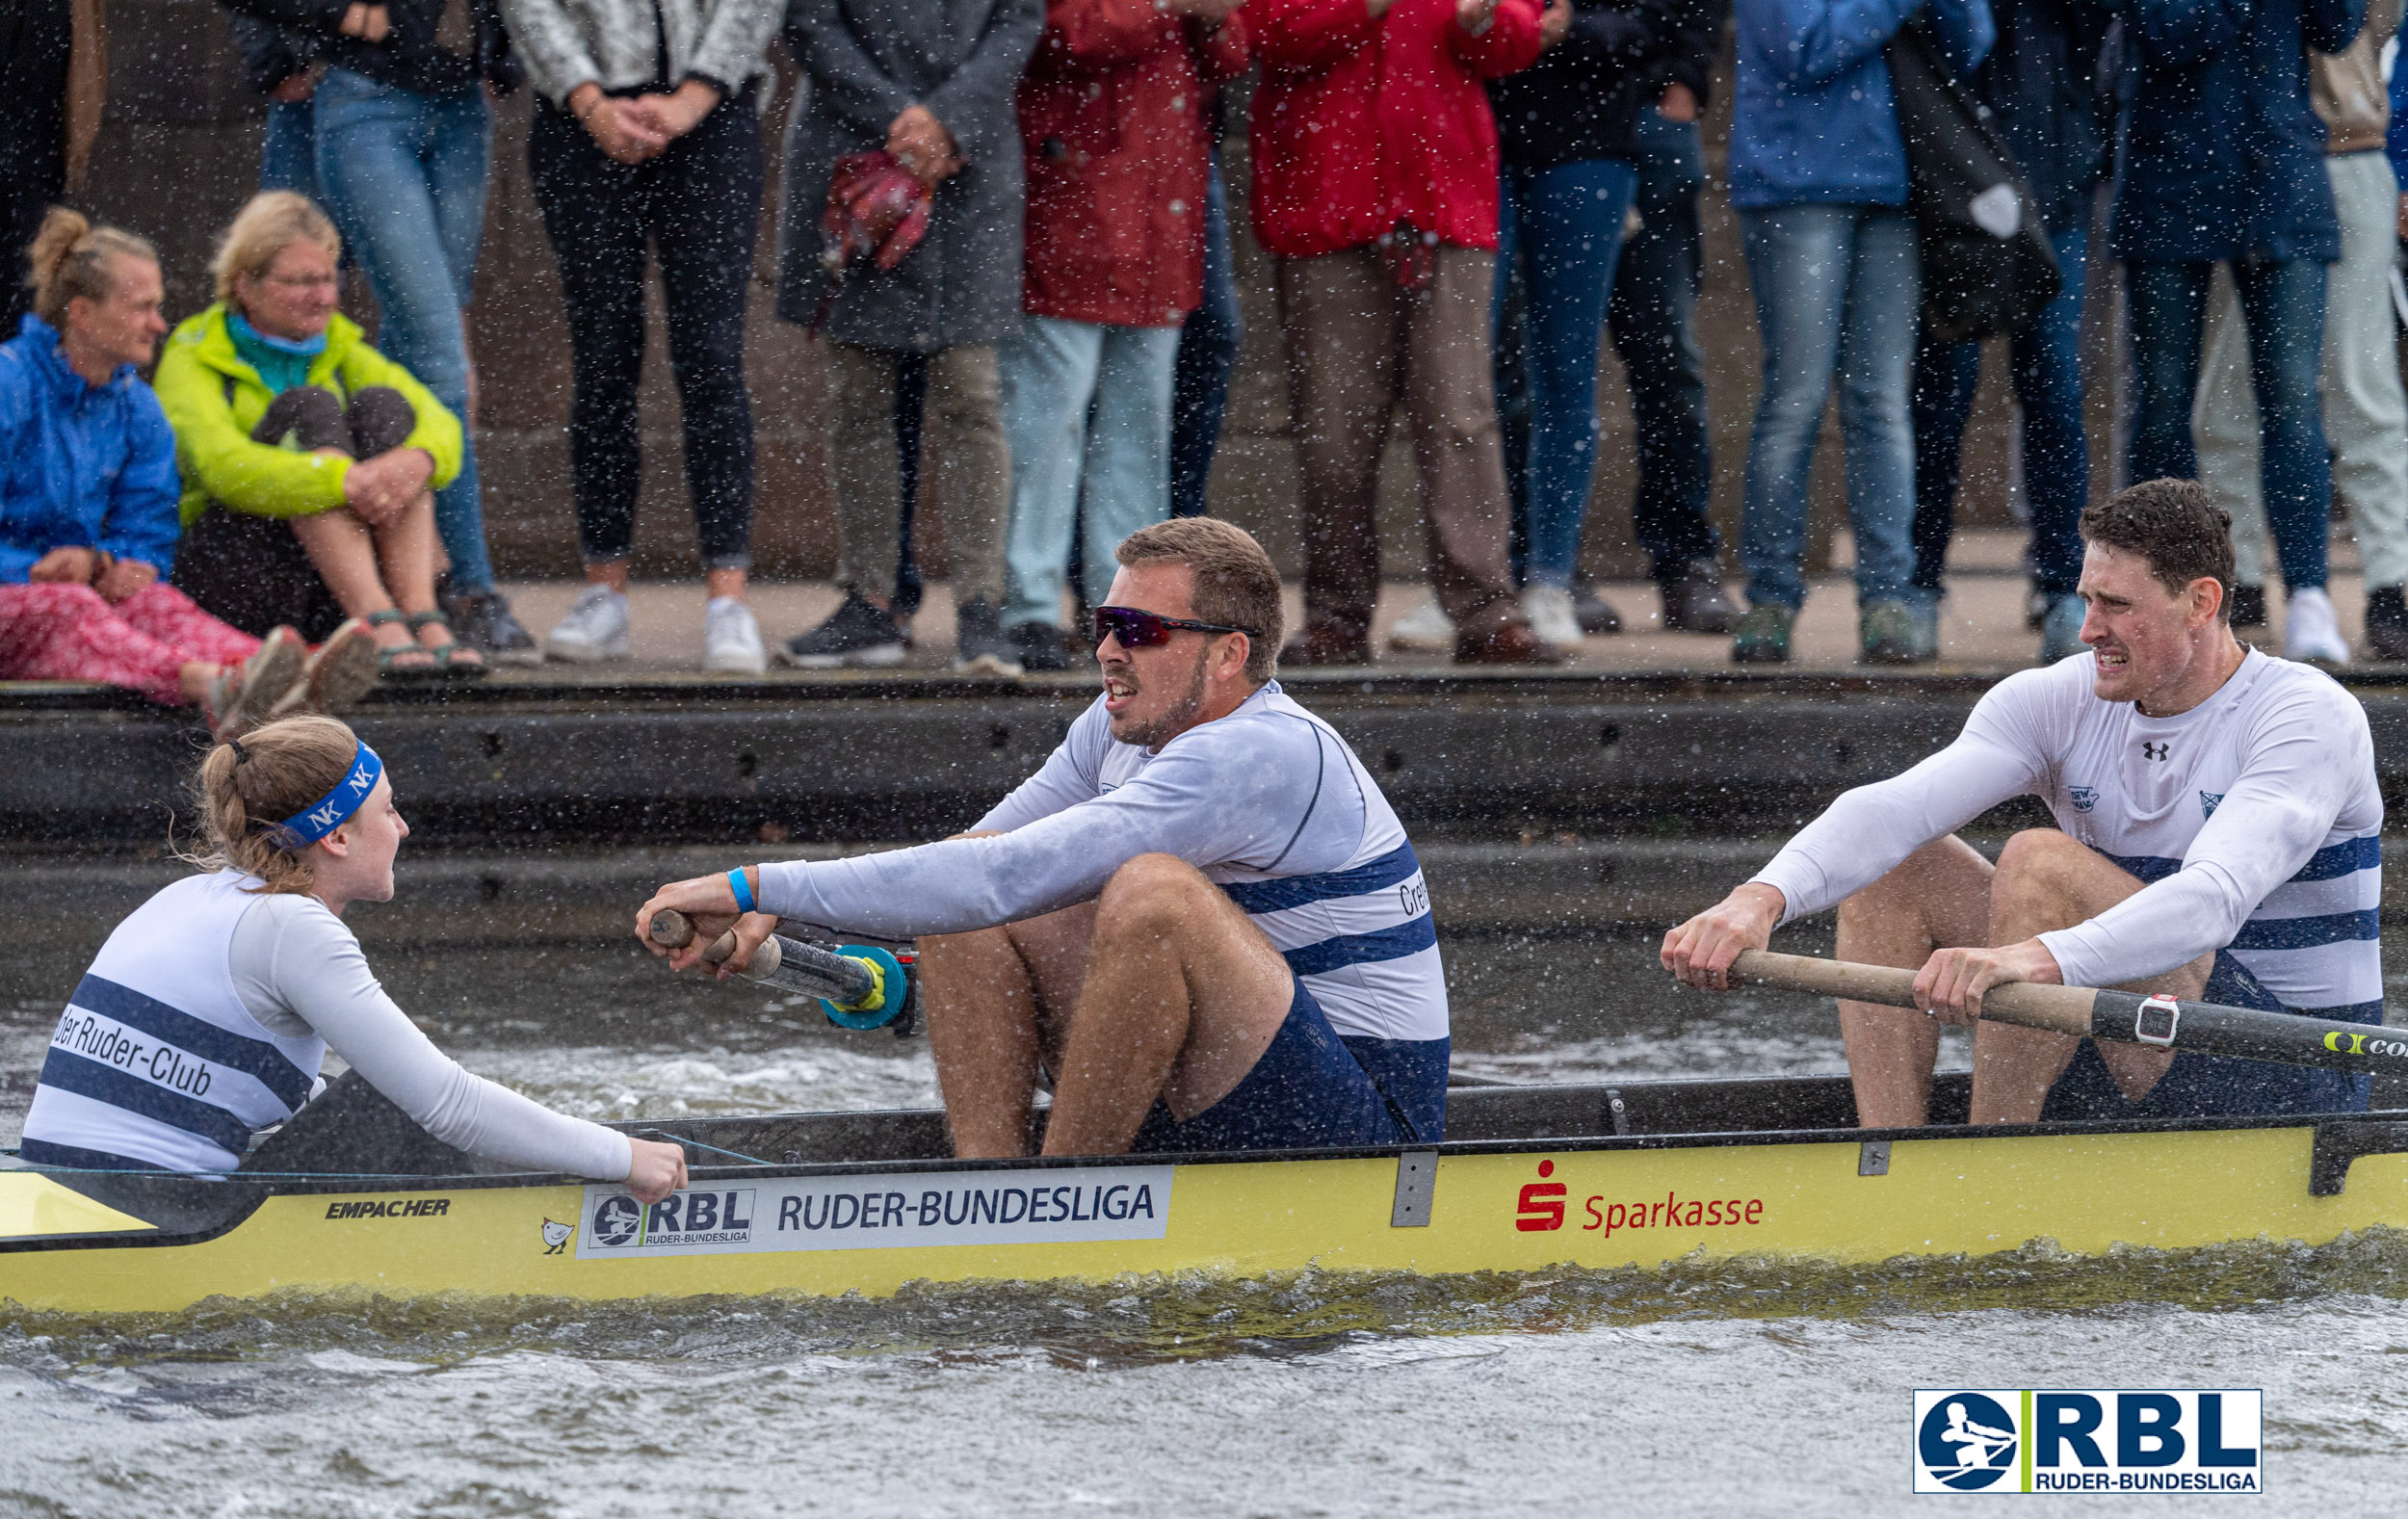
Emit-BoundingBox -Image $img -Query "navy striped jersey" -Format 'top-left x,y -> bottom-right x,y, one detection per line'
22,872 -> 327,1171
1755,648 -> 2383,1015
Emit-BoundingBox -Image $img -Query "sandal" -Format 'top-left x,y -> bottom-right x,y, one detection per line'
367,609 -> 443,682
406,610 -> 488,681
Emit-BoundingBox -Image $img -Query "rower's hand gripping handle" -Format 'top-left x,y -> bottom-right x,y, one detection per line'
647,908 -> 915,1033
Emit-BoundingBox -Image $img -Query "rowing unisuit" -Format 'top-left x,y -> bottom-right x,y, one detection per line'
20,871 -> 632,1175
755,681 -> 1451,1139
1750,646 -> 2382,1109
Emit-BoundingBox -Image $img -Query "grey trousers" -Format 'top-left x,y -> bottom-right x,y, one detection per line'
1277,245 -> 1522,642
824,339 -> 1009,607
2194,150 -> 2408,591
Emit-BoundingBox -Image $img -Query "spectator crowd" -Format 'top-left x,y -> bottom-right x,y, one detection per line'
5,0 -> 2408,728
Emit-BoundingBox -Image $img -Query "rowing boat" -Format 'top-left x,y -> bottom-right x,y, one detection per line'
7,1066 -> 2408,1315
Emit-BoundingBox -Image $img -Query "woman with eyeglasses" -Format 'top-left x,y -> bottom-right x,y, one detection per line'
19,712 -> 688,1201
154,193 -> 484,679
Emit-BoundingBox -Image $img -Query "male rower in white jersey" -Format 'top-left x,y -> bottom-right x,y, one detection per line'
635,518 -> 1449,1156
1663,480 -> 2384,1126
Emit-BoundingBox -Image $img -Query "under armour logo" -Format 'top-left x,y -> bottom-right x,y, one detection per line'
2141,742 -> 2170,761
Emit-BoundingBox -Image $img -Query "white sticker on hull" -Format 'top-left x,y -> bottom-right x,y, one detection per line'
572,1166 -> 1175,1259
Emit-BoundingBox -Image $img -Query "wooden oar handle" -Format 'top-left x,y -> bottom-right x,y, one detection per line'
648,908 -> 786,980
1729,949 -> 2096,1037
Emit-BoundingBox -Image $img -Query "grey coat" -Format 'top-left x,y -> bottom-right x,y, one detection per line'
775,0 -> 1044,352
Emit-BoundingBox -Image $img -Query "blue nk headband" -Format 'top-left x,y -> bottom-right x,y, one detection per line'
275,743 -> 383,847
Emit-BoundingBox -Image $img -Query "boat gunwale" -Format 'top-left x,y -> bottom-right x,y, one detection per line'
8,1090 -> 2408,1259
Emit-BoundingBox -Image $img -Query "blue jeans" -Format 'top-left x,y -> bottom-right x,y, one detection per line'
1608,112 -> 1717,575
1738,204 -> 1920,611
312,67 -> 496,594
1001,316 -> 1181,628
1494,158 -> 1639,587
2127,257 -> 2333,589
1170,150 -> 1242,521
259,97 -> 318,196
1912,227 -> 2090,599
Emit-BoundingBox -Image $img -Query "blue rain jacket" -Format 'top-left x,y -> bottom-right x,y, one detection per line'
0,315 -> 183,584
2111,0 -> 2363,263
1729,0 -> 1996,209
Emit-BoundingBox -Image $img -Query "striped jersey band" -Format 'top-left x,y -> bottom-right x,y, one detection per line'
2107,834 -> 2383,1012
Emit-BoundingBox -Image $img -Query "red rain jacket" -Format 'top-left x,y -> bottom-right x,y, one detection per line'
1017,1 -> 1251,327
1248,0 -> 1543,260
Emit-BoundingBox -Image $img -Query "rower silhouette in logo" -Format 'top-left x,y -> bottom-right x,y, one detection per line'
541,1218 -> 573,1254
591,1194 -> 643,1247
1918,1393 -> 2017,1490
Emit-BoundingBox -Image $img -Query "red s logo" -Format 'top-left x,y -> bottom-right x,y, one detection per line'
1516,1160 -> 1566,1232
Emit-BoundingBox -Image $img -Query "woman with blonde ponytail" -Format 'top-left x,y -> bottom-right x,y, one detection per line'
0,208 -> 378,735
19,714 -> 687,1201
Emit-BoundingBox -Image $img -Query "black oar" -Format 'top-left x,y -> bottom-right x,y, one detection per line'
1729,948 -> 2408,1078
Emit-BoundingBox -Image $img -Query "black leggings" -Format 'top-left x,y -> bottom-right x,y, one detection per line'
529,87 -> 762,569
170,384 -> 418,640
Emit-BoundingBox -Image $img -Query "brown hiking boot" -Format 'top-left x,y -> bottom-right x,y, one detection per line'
1454,618 -> 1568,666
1280,619 -> 1372,668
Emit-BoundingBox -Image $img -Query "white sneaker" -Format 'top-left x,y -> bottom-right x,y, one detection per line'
546,585 -> 631,663
703,596 -> 767,674
1388,597 -> 1456,650
1520,583 -> 1584,646
2285,586 -> 2350,667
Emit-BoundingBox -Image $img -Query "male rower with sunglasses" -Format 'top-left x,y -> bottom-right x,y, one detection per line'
637,518 -> 1448,1157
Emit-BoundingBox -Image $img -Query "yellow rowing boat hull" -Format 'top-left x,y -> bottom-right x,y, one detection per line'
6,1122 -> 2407,1314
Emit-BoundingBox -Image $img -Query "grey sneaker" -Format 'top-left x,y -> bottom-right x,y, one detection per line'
1860,599 -> 1935,666
1009,619 -> 1073,673
1657,559 -> 1741,635
779,591 -> 906,669
955,599 -> 1024,676
2038,593 -> 2086,663
443,588 -> 541,667
1730,602 -> 1793,665
546,585 -> 632,664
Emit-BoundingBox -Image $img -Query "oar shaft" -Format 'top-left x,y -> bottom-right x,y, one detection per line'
1730,949 -> 2095,1036
1727,948 -> 2408,1077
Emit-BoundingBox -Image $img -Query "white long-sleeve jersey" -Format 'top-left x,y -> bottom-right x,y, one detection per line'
756,682 -> 1449,1044
1749,649 -> 2383,1015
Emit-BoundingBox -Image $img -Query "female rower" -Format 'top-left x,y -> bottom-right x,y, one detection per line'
17,715 -> 686,1202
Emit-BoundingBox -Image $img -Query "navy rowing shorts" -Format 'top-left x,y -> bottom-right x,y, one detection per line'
1129,976 -> 1445,1153
2040,951 -> 2375,1120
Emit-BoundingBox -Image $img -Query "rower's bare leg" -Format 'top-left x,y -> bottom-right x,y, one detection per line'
1971,829 -> 2214,1124
918,903 -> 1094,1159
1835,836 -> 1995,1127
1042,853 -> 1296,1157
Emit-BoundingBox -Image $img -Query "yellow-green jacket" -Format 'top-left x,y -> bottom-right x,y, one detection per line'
152,304 -> 462,525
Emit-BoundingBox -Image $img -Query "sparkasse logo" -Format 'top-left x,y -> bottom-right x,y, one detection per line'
1912,1389 -> 2262,1494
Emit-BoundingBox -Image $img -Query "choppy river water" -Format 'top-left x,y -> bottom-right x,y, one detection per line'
4,920 -> 2408,1515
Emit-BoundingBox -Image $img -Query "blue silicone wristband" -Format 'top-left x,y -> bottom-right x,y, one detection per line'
728,867 -> 756,914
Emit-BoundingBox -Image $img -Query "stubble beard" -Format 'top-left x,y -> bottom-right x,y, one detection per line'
1107,648 -> 1213,749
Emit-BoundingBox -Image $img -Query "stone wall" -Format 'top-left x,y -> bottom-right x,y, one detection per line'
84,0 -> 2063,584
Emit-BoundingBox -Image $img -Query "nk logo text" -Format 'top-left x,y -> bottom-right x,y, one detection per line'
1912,1389 -> 2261,1494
